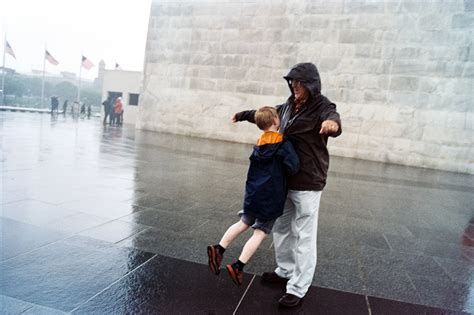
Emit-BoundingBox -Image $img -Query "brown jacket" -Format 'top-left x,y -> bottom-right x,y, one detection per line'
235,63 -> 342,191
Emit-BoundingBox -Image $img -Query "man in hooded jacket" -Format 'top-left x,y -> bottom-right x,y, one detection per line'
232,62 -> 342,307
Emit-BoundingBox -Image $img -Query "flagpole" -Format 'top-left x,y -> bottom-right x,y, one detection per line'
77,56 -> 82,102
41,44 -> 46,108
1,34 -> 6,104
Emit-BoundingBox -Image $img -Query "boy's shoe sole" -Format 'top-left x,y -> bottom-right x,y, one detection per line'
207,245 -> 220,275
226,264 -> 243,286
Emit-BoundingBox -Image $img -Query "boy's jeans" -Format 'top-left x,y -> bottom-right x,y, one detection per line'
272,190 -> 322,298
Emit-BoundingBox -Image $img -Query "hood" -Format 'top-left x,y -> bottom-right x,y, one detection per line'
251,132 -> 284,162
250,142 -> 283,162
283,62 -> 321,99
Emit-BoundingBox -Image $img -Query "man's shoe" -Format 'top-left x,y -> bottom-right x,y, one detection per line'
261,271 -> 288,284
207,245 -> 223,275
226,264 -> 243,285
278,293 -> 302,308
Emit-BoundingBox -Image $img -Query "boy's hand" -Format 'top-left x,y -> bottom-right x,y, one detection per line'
231,114 -> 238,123
319,120 -> 339,134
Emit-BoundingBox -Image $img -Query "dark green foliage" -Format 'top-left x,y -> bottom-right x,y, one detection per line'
2,73 -> 101,107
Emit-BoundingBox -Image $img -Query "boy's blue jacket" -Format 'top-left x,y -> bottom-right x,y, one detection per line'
243,132 -> 299,220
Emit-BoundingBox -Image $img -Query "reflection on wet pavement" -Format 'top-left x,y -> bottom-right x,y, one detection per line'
1,112 -> 473,314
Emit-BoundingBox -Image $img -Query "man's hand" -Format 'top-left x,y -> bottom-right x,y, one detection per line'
232,111 -> 245,123
319,120 -> 339,135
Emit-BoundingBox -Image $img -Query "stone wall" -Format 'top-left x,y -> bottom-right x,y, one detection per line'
138,0 -> 474,174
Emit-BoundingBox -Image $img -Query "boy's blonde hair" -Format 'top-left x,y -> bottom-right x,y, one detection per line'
255,106 -> 278,130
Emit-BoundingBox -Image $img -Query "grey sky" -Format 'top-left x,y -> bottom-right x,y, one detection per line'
1,0 -> 151,80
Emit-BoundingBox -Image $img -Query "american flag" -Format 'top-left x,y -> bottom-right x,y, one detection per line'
81,55 -> 94,70
5,40 -> 16,59
45,50 -> 59,65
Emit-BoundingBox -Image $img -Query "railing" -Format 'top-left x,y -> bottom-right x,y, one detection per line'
0,106 -> 62,113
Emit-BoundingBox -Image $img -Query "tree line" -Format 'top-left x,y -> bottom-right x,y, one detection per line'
2,73 -> 101,107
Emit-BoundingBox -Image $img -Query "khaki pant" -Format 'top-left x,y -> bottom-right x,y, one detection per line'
273,190 -> 322,298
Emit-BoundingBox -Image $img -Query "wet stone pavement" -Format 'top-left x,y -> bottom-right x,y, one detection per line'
1,112 -> 473,314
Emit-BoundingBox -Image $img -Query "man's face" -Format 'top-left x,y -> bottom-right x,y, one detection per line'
273,115 -> 280,129
291,80 -> 308,101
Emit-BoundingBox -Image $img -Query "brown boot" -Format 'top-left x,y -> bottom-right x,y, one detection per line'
278,293 -> 302,307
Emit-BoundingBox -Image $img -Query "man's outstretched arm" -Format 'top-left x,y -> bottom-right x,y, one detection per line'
231,110 -> 257,124
319,103 -> 342,137
232,104 -> 285,124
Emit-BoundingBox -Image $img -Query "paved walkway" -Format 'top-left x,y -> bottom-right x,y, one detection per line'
1,112 -> 473,314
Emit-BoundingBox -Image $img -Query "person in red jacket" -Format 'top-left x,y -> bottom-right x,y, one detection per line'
114,97 -> 123,126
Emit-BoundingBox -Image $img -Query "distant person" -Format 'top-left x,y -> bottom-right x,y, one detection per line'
51,96 -> 59,115
62,100 -> 68,115
114,97 -> 123,126
80,102 -> 86,117
109,97 -> 117,125
207,106 -> 299,286
54,96 -> 59,113
102,97 -> 111,125
87,104 -> 91,119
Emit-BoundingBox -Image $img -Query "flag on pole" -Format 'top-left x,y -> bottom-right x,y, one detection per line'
81,55 -> 94,70
5,41 -> 16,59
45,50 -> 59,65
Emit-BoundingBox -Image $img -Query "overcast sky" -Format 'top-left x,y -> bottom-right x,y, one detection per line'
0,0 -> 152,80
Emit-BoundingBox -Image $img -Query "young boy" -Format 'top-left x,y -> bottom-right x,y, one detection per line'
207,106 -> 299,285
